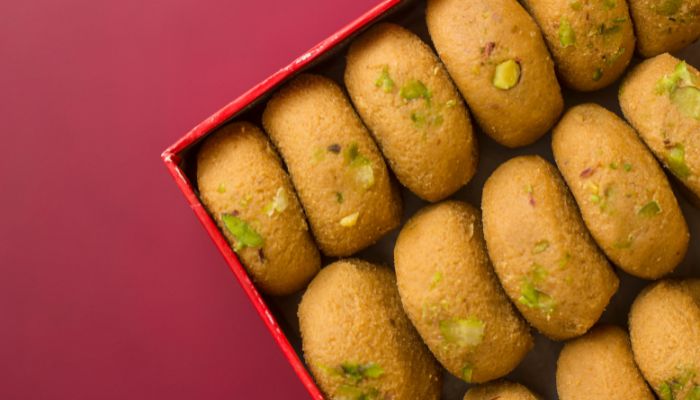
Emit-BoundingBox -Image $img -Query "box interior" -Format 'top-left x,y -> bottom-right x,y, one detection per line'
174,0 -> 700,397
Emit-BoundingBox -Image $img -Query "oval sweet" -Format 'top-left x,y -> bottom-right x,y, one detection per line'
523,0 -> 635,91
426,0 -> 564,147
394,201 -> 533,383
481,155 -> 619,340
464,380 -> 540,400
552,103 -> 689,279
620,54 -> 700,203
262,74 -> 402,257
345,23 -> 477,202
629,279 -> 700,400
196,122 -> 320,295
298,259 -> 442,400
556,325 -> 654,400
628,0 -> 700,57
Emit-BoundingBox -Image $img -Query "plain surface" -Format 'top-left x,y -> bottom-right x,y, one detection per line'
0,0 -> 378,398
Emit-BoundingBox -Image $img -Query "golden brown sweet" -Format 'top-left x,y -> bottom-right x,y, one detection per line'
629,279 -> 700,400
426,0 -> 563,147
196,122 -> 320,295
523,0 -> 635,91
552,104 -> 688,279
556,325 -> 654,400
345,23 -> 477,202
464,380 -> 540,400
482,156 -> 619,340
627,0 -> 700,57
262,74 -> 402,257
298,259 -> 442,400
394,201 -> 532,383
620,54 -> 700,203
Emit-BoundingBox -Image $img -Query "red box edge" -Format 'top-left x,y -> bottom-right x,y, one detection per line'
160,1 -> 402,398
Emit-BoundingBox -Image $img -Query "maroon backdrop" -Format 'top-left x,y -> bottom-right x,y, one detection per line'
0,0 -> 378,398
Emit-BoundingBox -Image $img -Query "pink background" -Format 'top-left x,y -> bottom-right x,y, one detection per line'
1,0 -> 377,398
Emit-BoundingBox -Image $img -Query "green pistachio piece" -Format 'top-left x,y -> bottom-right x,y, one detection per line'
614,236 -> 634,249
638,200 -> 662,217
533,240 -> 550,254
609,162 -> 619,170
445,99 -> 457,108
411,111 -> 427,128
493,59 -> 521,90
375,66 -> 394,93
604,0 -> 616,9
263,187 -> 289,216
430,271 -> 443,289
668,144 -> 691,179
362,363 -> 384,379
340,212 -> 360,227
687,386 -> 700,400
217,183 -> 226,193
336,192 -> 344,204
221,213 -> 263,251
656,62 -> 697,95
400,80 -> 431,101
657,0 -> 682,15
570,0 -> 583,10
559,18 -> 576,47
658,382 -> 673,400
519,280 -> 555,314
462,365 -> 474,383
590,194 -> 602,203
531,263 -> 548,283
593,68 -> 603,81
623,163 -> 633,172
671,86 -> 700,120
439,317 -> 485,347
344,143 -> 375,189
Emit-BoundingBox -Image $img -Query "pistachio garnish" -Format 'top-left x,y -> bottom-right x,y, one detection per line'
559,18 -> 576,47
221,213 -> 263,251
493,59 -> 521,90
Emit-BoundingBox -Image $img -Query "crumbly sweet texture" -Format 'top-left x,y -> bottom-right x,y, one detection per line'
426,0 -> 563,148
620,54 -> 700,201
262,74 -> 402,257
298,259 -> 442,400
196,122 -> 320,295
464,380 -> 541,400
345,23 -> 477,202
629,279 -> 700,400
523,0 -> 635,91
556,325 -> 655,400
552,104 -> 688,279
482,156 -> 619,340
394,201 -> 532,383
628,0 -> 700,57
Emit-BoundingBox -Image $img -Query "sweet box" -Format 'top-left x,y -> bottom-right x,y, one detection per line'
162,0 -> 700,398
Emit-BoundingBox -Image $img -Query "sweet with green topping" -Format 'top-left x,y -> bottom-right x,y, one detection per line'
439,317 -> 485,347
492,59 -> 521,90
221,213 -> 263,251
